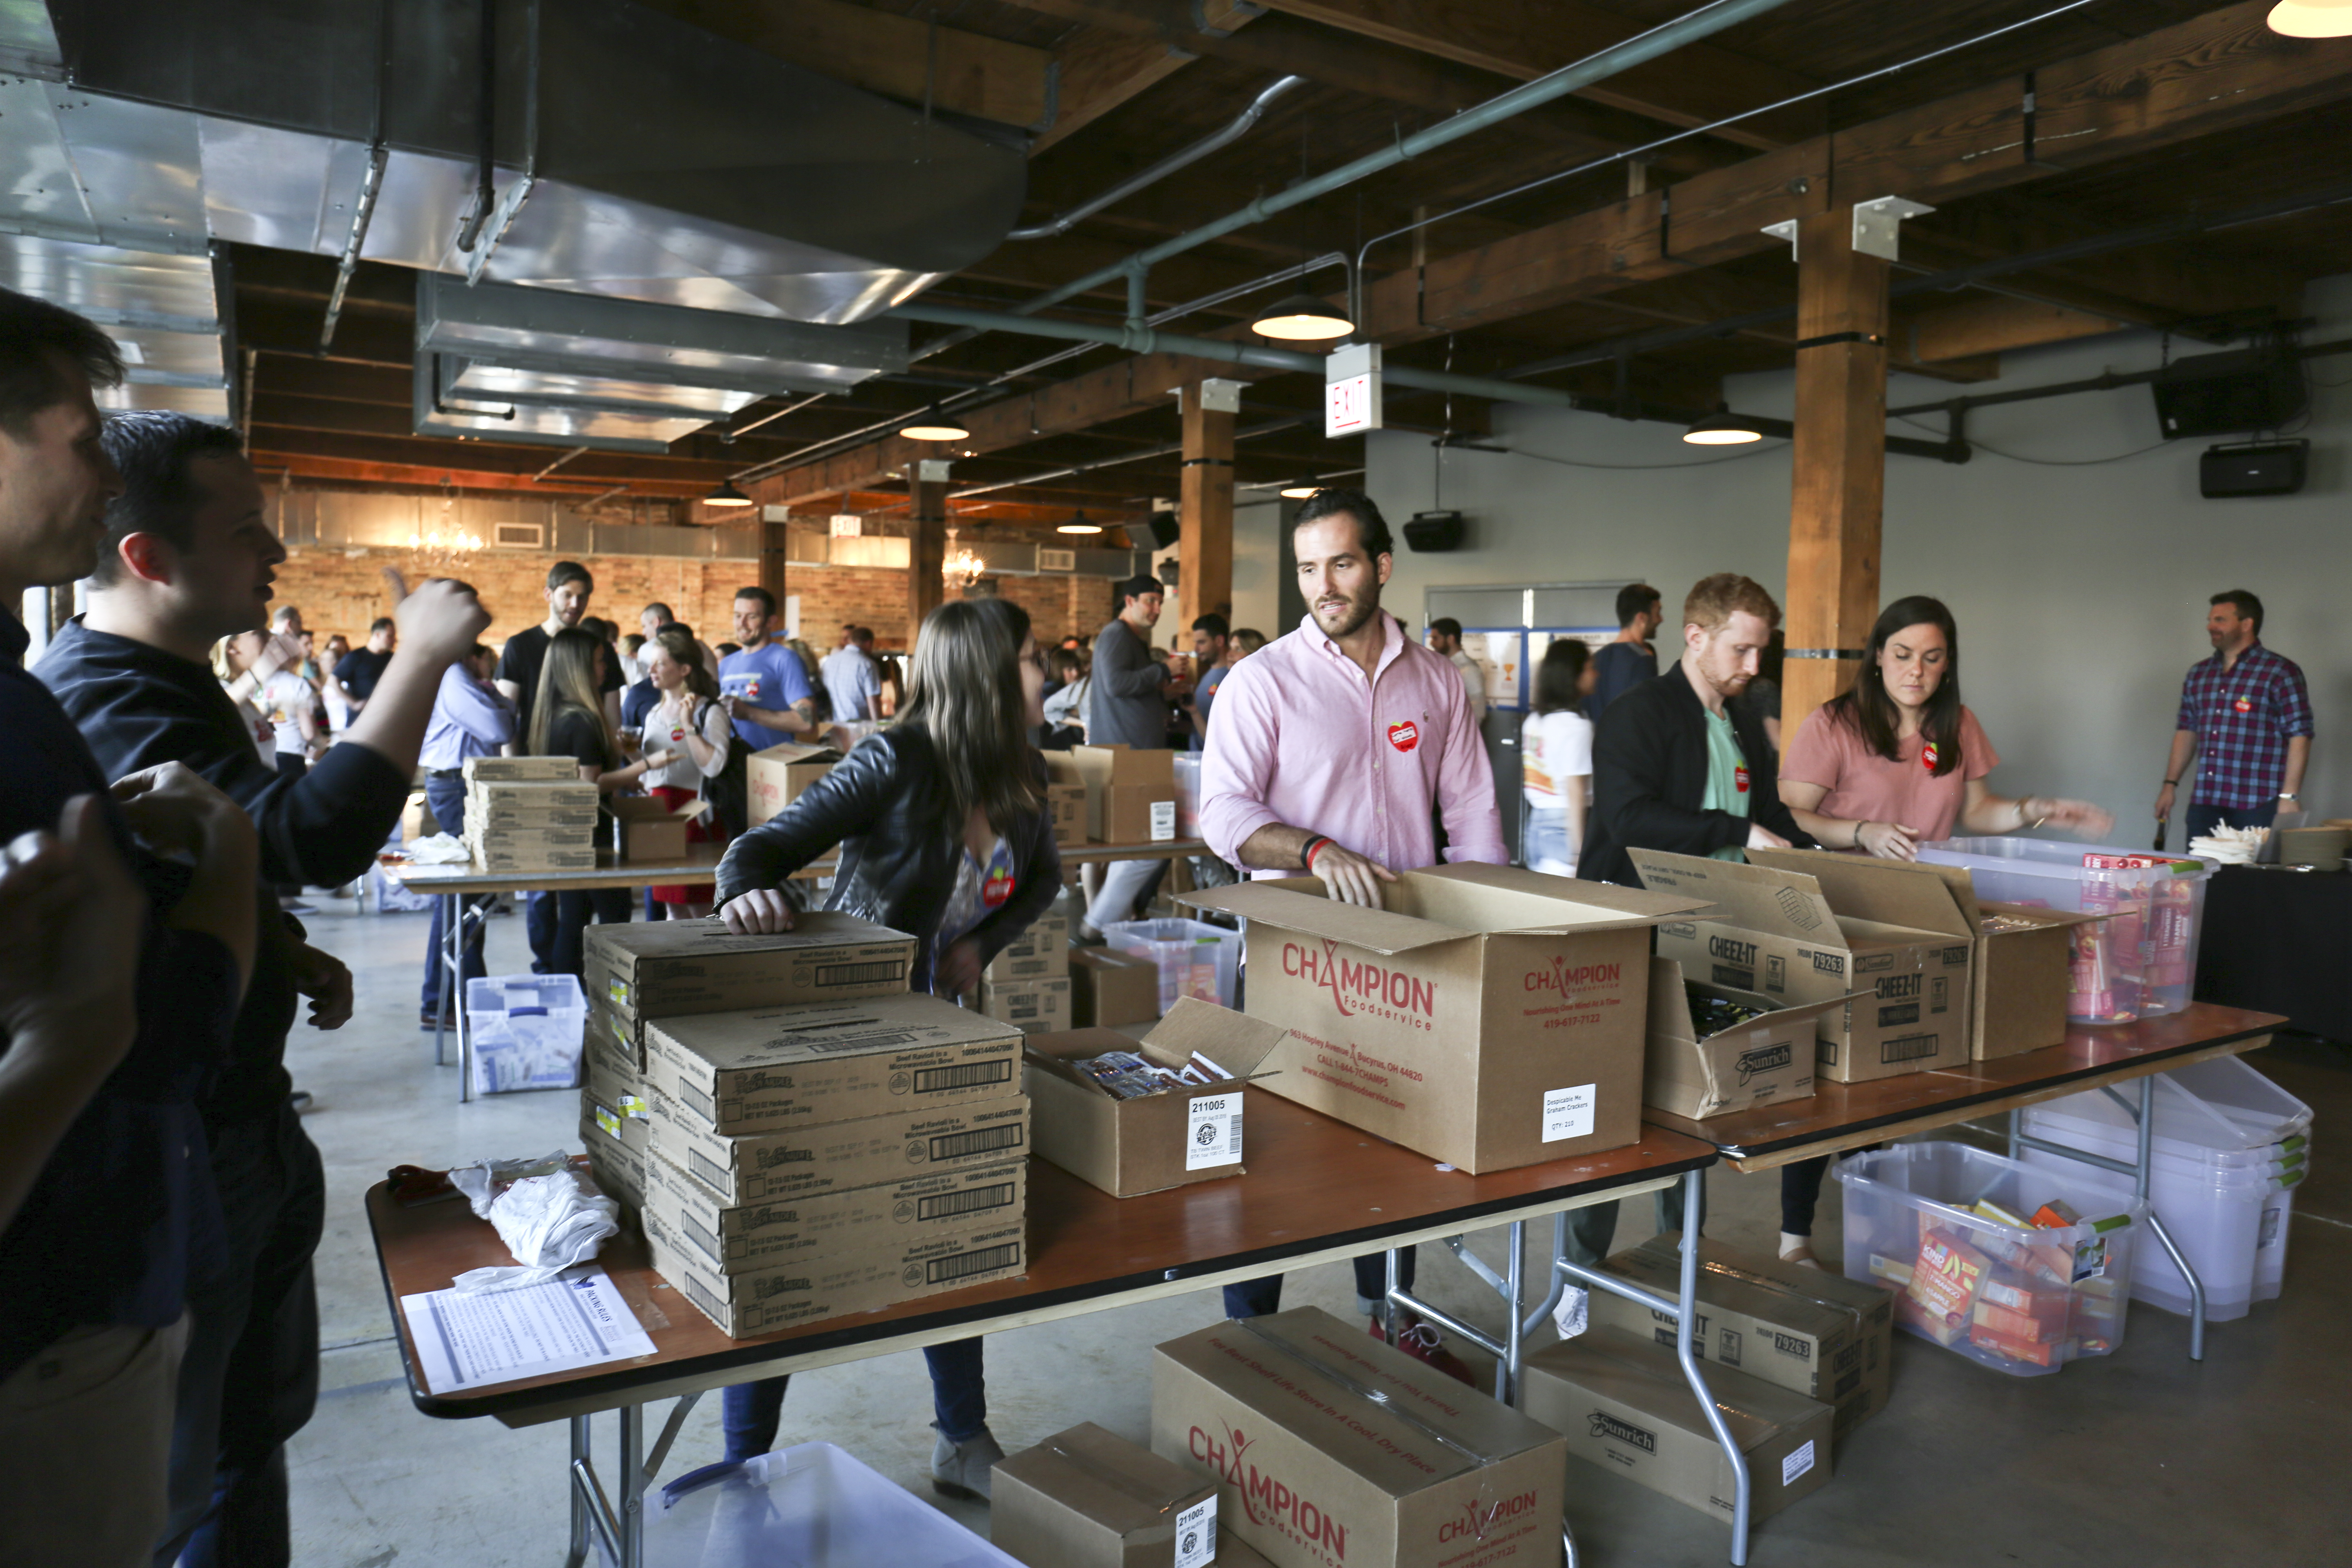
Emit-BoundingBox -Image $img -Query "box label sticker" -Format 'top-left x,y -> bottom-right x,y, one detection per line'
1185,1094 -> 1243,1170
1782,1439 -> 1815,1487
607,977 -> 631,1008
1541,1084 -> 1597,1143
1174,1497 -> 1216,1568
1151,800 -> 1178,841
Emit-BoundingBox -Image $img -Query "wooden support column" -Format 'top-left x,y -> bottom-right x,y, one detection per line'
758,503 -> 791,628
908,459 -> 949,646
1178,380 -> 1237,633
1784,208 -> 1890,735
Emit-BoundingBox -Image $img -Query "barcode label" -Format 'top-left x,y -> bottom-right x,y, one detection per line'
1175,1499 -> 1216,1568
927,1241 -> 1021,1284
914,1060 -> 1013,1094
929,1123 -> 1026,1161
1880,1033 -> 1941,1064
682,1215 -> 722,1265
814,960 -> 907,988
682,1083 -> 716,1120
1185,1094 -> 1243,1171
688,1148 -> 730,1189
916,1181 -> 1017,1221
682,1272 -> 725,1325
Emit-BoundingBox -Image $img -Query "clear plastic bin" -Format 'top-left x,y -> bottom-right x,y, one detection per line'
2158,1054 -> 2313,1147
465,974 -> 586,1095
1172,752 -> 1201,838
1836,1141 -> 2146,1376
641,1441 -> 1021,1568
1102,917 -> 1242,1011
2018,1144 -> 2281,1321
1918,837 -> 2217,1020
2255,1178 -> 2299,1302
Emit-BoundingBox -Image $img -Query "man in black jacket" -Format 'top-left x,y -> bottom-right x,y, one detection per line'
38,412 -> 486,1567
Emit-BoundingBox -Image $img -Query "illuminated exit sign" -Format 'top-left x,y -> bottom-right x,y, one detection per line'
1324,341 -> 1382,438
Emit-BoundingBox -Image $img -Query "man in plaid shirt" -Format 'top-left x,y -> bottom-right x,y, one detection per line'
2156,590 -> 2312,841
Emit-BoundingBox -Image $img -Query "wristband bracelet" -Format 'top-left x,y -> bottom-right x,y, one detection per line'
1302,835 -> 1332,872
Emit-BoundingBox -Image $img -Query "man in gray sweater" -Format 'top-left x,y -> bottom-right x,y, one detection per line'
1081,575 -> 1180,936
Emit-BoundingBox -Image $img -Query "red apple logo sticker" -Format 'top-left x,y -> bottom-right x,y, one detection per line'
1388,720 -> 1419,753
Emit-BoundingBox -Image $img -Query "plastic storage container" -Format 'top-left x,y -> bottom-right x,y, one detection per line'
1835,1141 -> 2147,1376
643,1441 -> 1022,1568
1172,752 -> 1201,837
2018,1145 -> 2291,1320
465,974 -> 586,1095
1101,917 -> 1242,1011
1917,837 -> 2217,1020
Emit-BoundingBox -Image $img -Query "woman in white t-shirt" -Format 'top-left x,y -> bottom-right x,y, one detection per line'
639,627 -> 734,917
1520,639 -> 1598,876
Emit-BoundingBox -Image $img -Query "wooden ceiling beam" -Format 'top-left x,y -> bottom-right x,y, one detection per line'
1033,4 -> 1265,153
1893,295 -> 2125,366
247,451 -> 713,500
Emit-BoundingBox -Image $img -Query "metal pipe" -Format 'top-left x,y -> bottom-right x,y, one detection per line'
2139,1076 -> 2206,1361
569,1457 -> 621,1568
454,0 -> 498,252
1386,1287 -> 1508,1363
1444,1234 -> 1510,1298
1889,335 -> 2352,420
1007,75 -> 1308,241
1501,1221 -> 1526,1408
949,416 -> 1306,499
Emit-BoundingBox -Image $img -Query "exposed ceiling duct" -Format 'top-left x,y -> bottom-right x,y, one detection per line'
0,234 -> 232,421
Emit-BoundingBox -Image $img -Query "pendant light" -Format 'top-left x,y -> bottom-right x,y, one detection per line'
1250,292 -> 1354,341
2267,1 -> 2352,36
702,479 -> 753,508
900,405 -> 971,441
1278,483 -> 1320,499
1681,410 -> 1768,446
1056,510 -> 1103,535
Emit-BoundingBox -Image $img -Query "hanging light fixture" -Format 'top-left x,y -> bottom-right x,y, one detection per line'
702,478 -> 753,508
2267,0 -> 2352,36
1681,410 -> 1768,447
900,405 -> 971,441
942,528 -> 987,590
1278,483 -> 1320,499
1056,509 -> 1103,535
1250,292 -> 1354,341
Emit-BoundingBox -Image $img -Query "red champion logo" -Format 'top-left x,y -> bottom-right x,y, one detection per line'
1388,720 -> 1419,753
1921,741 -> 1939,772
1734,764 -> 1751,794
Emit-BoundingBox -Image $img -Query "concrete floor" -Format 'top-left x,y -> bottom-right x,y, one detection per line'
283,895 -> 2351,1568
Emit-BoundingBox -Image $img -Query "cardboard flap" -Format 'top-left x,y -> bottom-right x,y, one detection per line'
1746,847 -> 1975,939
751,742 -> 842,767
1176,882 -> 1472,956
610,794 -> 708,823
1979,899 -> 2109,933
1401,861 -> 1713,933
1140,995 -> 1287,1079
1022,1046 -> 1120,1100
1628,849 -> 1841,941
1649,958 -> 1857,1045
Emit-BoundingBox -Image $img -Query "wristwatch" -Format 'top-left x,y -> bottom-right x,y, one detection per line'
2279,792 -> 2300,802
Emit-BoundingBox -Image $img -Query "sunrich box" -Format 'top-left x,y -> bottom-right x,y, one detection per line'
1642,958 -> 1847,1121
585,913 -> 915,1052
993,1422 -> 1221,1568
1635,849 -> 1975,1085
1521,1327 -> 1833,1526
982,976 -> 1074,1035
462,755 -> 578,783
646,1207 -> 1025,1337
584,1040 -> 646,1124
1071,945 -> 1161,1027
984,910 -> 1071,984
644,992 -> 1023,1133
746,742 -> 842,826
641,1149 -> 1026,1274
647,1087 -> 1030,1203
1584,1233 -> 1895,1439
1049,746 -> 1177,844
580,1106 -> 648,1214
1183,864 -> 1707,1172
1151,1307 -> 1567,1568
1024,998 -> 1287,1198
467,780 -> 600,830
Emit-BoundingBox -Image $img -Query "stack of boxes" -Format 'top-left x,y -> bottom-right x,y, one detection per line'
461,755 -> 598,872
978,906 -> 1071,1034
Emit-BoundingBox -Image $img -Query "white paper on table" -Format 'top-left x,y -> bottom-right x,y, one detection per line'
400,1267 -> 655,1394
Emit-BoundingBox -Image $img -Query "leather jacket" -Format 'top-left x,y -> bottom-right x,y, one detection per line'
714,726 -> 1061,993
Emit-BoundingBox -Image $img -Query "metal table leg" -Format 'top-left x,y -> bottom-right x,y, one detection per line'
433,891 -> 455,1068
565,1414 -> 594,1568
567,1392 -> 701,1568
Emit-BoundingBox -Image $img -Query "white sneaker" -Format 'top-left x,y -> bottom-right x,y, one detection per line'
930,1424 -> 1005,1503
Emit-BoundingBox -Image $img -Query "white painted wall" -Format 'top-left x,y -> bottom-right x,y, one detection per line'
1230,497 -> 1283,638
1366,273 -> 2352,850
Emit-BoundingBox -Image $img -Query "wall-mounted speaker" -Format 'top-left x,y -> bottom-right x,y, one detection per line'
2152,348 -> 2307,439
2201,439 -> 2308,498
1402,510 -> 1465,552
1140,512 -> 1181,549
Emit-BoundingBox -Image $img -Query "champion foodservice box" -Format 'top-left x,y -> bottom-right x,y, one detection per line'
746,742 -> 842,827
646,1207 -> 1026,1338
982,976 -> 1074,1034
1024,997 -> 1287,1198
647,1085 -> 1030,1203
644,991 -> 1023,1133
992,1423 -> 1222,1568
1071,945 -> 1163,1027
1151,1307 -> 1566,1568
1049,782 -> 1089,846
1585,1233 -> 1895,1438
1183,864 -> 1708,1173
642,1147 -> 1026,1274
1632,849 -> 1975,1085
1643,959 -> 1848,1121
1521,1327 -> 1833,1526
1049,746 -> 1178,844
985,910 -> 1071,984
586,913 -> 916,1062
463,755 -> 579,783
608,793 -> 709,862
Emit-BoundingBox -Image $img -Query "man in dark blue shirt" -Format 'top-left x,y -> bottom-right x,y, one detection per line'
1584,581 -> 1662,721
0,288 -> 256,1564
40,411 -> 486,1566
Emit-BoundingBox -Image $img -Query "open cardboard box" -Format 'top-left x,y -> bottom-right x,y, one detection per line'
1644,958 -> 1851,1121
608,793 -> 706,862
1047,744 -> 1177,844
1183,864 -> 1707,1172
746,742 -> 841,826
991,1422 -> 1220,1568
1634,848 -> 1976,1084
1024,996 -> 1286,1197
1070,945 -> 1160,1027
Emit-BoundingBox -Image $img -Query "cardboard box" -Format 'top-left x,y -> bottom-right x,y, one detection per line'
1183,864 -> 1707,1173
586,998 -> 642,1074
463,755 -> 579,782
1635,849 -> 1976,1085
1048,782 -> 1087,846
646,1207 -> 1026,1338
608,793 -> 708,862
982,976 -> 1073,1035
585,1044 -> 646,1123
1071,945 -> 1161,1028
1049,746 -> 1178,844
993,1423 -> 1220,1568
1151,1307 -> 1567,1568
1024,998 -> 1286,1198
1642,958 -> 1847,1121
2274,823 -> 2350,866
746,743 -> 842,827
645,992 -> 1022,1133
984,910 -> 1071,984
1967,898 -> 2105,1060
1521,1327 -> 1833,1526
468,781 -> 600,832
1584,1233 -> 1895,1439
581,1109 -> 648,1213
647,1087 -> 1030,1203
469,840 -> 597,873
643,1149 -> 1025,1274
586,912 -> 916,1029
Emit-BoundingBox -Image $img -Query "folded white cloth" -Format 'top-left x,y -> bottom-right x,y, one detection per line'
404,832 -> 472,864
448,1152 -> 619,1293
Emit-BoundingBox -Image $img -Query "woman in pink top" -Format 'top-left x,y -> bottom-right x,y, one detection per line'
1773,596 -> 2111,1267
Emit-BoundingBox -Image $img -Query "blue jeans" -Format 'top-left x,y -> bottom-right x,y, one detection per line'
1523,806 -> 1574,875
1223,1249 -> 1416,1321
2185,800 -> 2277,842
719,1339 -> 987,1461
421,775 -> 487,1014
526,886 -> 633,976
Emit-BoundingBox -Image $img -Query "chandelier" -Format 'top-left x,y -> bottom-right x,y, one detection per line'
410,478 -> 486,571
942,529 -> 986,591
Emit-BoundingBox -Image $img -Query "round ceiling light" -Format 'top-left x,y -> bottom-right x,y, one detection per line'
900,406 -> 971,441
1279,483 -> 1320,499
2267,1 -> 2352,36
1250,292 -> 1354,341
1056,510 -> 1104,535
1681,411 -> 1768,447
702,479 -> 754,508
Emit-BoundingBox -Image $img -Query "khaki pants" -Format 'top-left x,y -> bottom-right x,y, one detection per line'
0,1315 -> 191,1568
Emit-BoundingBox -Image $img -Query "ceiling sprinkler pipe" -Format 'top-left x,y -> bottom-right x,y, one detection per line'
1007,74 -> 1309,242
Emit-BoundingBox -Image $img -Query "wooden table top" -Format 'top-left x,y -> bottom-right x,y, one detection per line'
1648,1002 -> 2285,1170
370,1099 -> 1714,1421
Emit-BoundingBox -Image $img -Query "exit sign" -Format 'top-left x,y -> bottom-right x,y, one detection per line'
1324,341 -> 1382,437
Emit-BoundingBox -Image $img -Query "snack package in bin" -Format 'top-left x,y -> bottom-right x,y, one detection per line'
1905,1228 -> 1992,1346
2067,917 -> 2138,1024
2145,874 -> 2197,1008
